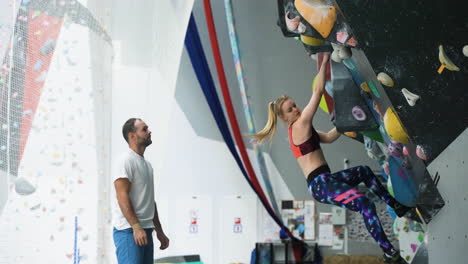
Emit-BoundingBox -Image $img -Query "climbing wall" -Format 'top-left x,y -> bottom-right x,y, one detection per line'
334,0 -> 468,164
426,129 -> 468,264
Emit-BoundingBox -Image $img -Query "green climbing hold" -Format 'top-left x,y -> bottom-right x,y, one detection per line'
360,129 -> 384,143
418,234 -> 424,242
368,80 -> 380,98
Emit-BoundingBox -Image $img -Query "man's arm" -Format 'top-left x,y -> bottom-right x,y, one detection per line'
152,202 -> 164,233
153,202 -> 169,250
114,178 -> 148,246
317,127 -> 341,143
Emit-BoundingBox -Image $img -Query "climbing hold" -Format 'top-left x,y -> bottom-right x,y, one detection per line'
33,60 -> 43,71
346,37 -> 358,47
40,39 -> 56,55
313,75 -> 331,113
338,47 -> 351,59
383,108 -> 410,143
368,80 -> 381,98
15,177 -> 36,195
351,106 -> 366,121
295,0 -> 337,38
361,130 -> 384,143
300,35 -> 324,46
285,12 -> 301,32
401,88 -> 420,106
336,31 -> 349,44
344,131 -> 357,138
403,146 -> 410,156
331,49 -> 342,63
463,45 -> 468,57
298,22 -> 306,34
388,141 -> 403,158
416,145 -> 427,160
438,45 -> 460,74
360,82 -> 371,92
377,72 -> 394,87
383,161 -> 390,176
364,136 -> 385,161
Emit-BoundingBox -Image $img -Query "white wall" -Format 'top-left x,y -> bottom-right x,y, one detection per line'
0,22 -> 100,264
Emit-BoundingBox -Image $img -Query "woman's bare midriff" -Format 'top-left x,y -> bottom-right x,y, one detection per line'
296,149 -> 328,178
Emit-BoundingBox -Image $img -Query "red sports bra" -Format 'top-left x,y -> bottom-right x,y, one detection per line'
288,124 -> 321,158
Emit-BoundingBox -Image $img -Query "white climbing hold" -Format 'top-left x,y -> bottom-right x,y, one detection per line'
297,22 -> 306,34
15,177 -> 36,195
338,47 -> 351,59
331,49 -> 342,63
401,88 -> 420,106
463,45 -> 468,57
377,72 -> 394,87
438,45 -> 460,73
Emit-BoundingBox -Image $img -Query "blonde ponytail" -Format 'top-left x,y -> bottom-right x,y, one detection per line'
250,95 -> 289,144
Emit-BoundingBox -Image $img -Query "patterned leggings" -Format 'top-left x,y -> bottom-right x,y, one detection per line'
308,165 -> 397,255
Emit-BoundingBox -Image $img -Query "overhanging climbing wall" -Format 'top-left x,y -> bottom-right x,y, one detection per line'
334,0 -> 468,163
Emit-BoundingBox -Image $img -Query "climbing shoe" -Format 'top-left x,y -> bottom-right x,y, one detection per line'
383,251 -> 407,264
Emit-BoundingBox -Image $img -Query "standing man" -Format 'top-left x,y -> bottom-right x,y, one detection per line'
112,118 -> 169,264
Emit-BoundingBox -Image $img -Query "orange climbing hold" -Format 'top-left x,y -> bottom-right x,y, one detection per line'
295,0 -> 337,38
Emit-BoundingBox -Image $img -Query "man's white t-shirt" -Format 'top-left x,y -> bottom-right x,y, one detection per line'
112,148 -> 155,230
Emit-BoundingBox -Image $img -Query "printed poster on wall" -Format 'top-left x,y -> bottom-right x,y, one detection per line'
281,200 -> 316,240
168,195 -> 213,264
220,195 -> 257,264
318,212 -> 333,246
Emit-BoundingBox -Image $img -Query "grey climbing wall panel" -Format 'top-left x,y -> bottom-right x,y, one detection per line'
427,128 -> 468,264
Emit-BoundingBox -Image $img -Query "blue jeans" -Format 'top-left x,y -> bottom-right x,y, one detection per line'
113,227 -> 154,264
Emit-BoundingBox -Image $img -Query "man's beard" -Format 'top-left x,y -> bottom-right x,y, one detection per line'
144,138 -> 152,146
138,137 -> 152,147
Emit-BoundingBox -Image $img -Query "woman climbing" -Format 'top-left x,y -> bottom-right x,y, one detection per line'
251,53 -> 411,264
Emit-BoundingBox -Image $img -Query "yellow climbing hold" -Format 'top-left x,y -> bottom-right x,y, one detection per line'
360,82 -> 371,92
438,45 -> 460,74
383,108 -> 409,144
312,75 -> 330,113
300,35 -> 325,46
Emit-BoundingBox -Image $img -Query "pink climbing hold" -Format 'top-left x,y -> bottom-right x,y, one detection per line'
416,145 -> 427,160
411,243 -> 418,253
403,146 -> 410,156
336,31 -> 349,44
383,162 -> 390,176
397,168 -> 407,179
388,141 -> 403,158
285,12 -> 300,32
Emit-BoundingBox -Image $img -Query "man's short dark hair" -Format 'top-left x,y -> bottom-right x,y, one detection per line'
122,118 -> 141,143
